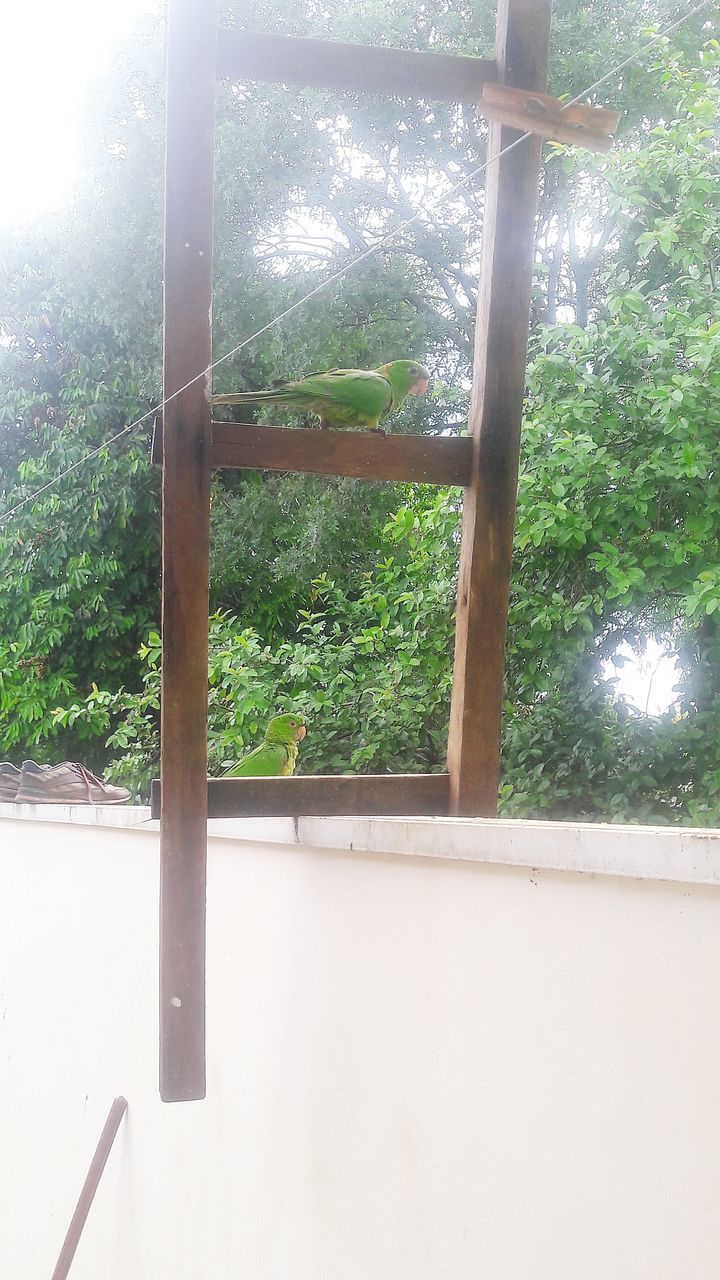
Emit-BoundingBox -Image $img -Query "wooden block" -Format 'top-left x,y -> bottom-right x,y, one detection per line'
480,83 -> 620,152
150,416 -> 163,465
151,773 -> 450,819
216,30 -> 496,104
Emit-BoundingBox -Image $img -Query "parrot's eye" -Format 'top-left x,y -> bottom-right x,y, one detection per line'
410,366 -> 418,375
290,720 -> 297,727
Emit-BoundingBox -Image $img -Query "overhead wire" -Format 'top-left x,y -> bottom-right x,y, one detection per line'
0,419 -> 148,525
0,0 -> 713,529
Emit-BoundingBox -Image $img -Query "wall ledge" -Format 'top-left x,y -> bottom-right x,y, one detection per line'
2,803 -> 720,886
297,815 -> 720,887
0,801 -> 153,828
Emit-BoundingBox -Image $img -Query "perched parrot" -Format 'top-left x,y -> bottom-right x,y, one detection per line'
212,359 -> 430,432
223,713 -> 307,777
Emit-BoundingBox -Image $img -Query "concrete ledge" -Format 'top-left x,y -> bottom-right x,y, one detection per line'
0,803 -> 299,843
2,802 -> 720,886
296,815 -> 720,887
0,801 -> 153,828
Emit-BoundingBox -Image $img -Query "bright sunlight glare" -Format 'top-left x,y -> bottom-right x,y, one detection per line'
606,640 -> 680,717
0,0 -> 160,229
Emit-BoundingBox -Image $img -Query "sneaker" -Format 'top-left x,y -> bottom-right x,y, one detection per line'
15,761 -> 130,805
0,762 -> 21,802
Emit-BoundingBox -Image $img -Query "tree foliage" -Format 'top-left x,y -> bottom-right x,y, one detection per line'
2,4 -> 720,822
52,493 -> 457,798
503,44 -> 720,822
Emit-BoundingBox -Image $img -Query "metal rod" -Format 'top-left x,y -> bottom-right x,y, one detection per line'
51,1096 -> 128,1280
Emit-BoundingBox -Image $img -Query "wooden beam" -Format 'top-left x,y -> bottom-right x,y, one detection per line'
213,424 -> 472,486
447,0 -> 551,817
151,774 -> 450,820
160,0 -> 216,1103
216,30 -> 496,103
152,419 -> 472,486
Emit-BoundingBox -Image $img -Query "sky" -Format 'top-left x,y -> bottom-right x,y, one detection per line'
0,0 -> 160,228
604,640 -> 679,718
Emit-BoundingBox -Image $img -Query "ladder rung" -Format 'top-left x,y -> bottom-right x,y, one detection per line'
152,773 -> 450,819
152,419 -> 472,486
216,30 -> 496,104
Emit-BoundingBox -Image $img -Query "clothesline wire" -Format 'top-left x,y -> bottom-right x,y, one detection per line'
0,0 -> 712,528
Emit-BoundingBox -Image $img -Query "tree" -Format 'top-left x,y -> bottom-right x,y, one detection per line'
502,42 -> 720,822
2,3 -> 720,826
52,492 -> 458,797
0,242 -> 160,764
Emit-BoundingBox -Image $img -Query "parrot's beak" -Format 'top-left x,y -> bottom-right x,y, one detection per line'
411,377 -> 429,396
296,724 -> 307,741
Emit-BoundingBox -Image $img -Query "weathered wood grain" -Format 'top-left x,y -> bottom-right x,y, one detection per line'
159,0 -> 216,1103
151,774 -> 450,819
217,30 -> 496,104
153,419 -> 472,486
447,0 -> 552,817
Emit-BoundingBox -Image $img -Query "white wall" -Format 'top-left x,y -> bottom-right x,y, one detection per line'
2,813 -> 720,1279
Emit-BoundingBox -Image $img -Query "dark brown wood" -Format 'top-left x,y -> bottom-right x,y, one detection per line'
151,774 -> 449,819
160,0 -> 216,1103
153,419 -> 472,486
51,1097 -> 128,1280
217,30 -> 496,103
447,0 -> 551,817
210,424 -> 473,486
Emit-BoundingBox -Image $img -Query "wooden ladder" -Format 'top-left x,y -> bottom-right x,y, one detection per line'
158,0 -> 552,1101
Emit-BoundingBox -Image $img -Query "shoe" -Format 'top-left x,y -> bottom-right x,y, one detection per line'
15,761 -> 130,805
0,762 -> 21,802
1,760 -> 55,803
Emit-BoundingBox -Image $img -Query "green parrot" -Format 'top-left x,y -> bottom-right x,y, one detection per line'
212,359 -> 430,432
223,713 -> 307,777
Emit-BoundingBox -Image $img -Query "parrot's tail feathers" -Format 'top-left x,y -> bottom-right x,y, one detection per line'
212,389 -> 289,405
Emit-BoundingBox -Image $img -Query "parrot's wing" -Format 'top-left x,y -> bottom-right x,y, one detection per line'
223,741 -> 289,777
294,369 -> 393,417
